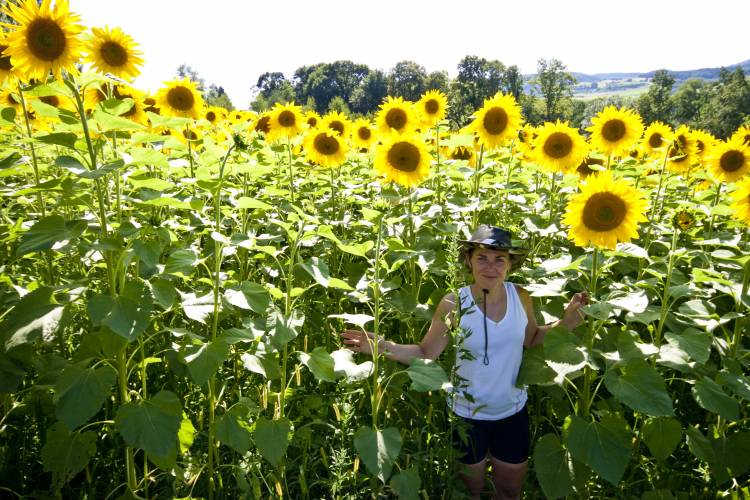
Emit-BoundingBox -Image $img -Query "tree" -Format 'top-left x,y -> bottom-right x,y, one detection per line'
293,61 -> 370,114
205,84 -> 233,110
425,70 -> 450,94
387,61 -> 427,101
250,71 -> 295,111
671,78 -> 707,126
534,58 -> 576,122
636,69 -> 675,125
350,69 -> 388,116
695,68 -> 750,138
176,64 -> 205,89
448,55 -> 506,127
504,65 -> 524,101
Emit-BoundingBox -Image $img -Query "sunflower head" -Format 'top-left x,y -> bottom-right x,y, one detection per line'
303,127 -> 349,168
374,133 -> 431,187
305,110 -> 321,128
376,96 -> 417,135
531,120 -> 589,174
731,125 -> 750,148
85,26 -> 143,81
352,118 -> 376,150
587,106 -> 644,157
562,171 -> 649,250
672,210 -> 696,232
416,89 -> 448,128
3,0 -> 85,82
690,129 -> 716,163
254,113 -> 271,135
469,92 -> 522,149
321,111 -> 351,138
203,106 -> 226,125
730,176 -> 750,226
575,156 -> 606,179
266,101 -> 305,142
154,78 -> 204,119
640,121 -> 673,158
708,137 -> 750,184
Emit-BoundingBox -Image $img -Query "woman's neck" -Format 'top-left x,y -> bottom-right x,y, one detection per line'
470,282 -> 506,304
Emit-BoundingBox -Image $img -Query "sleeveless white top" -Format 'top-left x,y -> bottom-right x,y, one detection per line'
449,282 -> 528,420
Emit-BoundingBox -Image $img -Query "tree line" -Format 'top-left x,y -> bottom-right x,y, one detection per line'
182,56 -> 750,139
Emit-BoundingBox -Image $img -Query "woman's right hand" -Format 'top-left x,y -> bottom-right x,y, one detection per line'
341,329 -> 379,355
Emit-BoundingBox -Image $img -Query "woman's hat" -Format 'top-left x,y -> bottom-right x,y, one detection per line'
459,225 -> 528,268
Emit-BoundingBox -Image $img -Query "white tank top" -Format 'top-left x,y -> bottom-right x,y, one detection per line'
449,282 -> 528,420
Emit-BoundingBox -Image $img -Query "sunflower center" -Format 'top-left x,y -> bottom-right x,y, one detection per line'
100,41 -> 128,67
601,119 -> 626,142
582,192 -> 627,232
543,132 -> 573,159
39,95 -> 59,107
357,127 -> 371,141
385,108 -> 407,130
452,146 -> 472,161
696,140 -> 705,154
648,133 -> 663,148
206,111 -> 216,122
27,18 -> 67,61
182,128 -> 198,141
255,116 -> 270,133
0,45 -> 12,71
307,116 -> 317,127
328,120 -> 344,135
425,99 -> 439,115
314,133 -> 340,155
720,150 -> 745,172
483,107 -> 508,135
278,110 -> 296,127
166,86 -> 195,111
387,142 -> 420,172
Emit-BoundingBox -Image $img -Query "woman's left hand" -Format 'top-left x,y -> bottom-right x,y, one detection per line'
561,292 -> 589,330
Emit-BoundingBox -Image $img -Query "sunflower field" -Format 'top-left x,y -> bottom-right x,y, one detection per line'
1,1 -> 750,499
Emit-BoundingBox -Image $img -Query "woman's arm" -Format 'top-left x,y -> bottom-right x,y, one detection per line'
340,293 -> 456,365
517,286 -> 588,348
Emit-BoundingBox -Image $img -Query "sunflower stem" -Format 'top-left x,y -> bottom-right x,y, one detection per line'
472,145 -> 484,228
434,124 -> 442,205
731,258 -> 750,356
579,247 -> 599,419
649,145 -> 671,223
287,137 -> 295,204
547,172 -> 558,227
371,211 -> 386,431
707,181 -> 723,238
653,228 -> 679,361
187,128 -> 195,179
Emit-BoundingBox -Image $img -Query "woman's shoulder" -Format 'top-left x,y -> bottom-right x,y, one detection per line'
511,283 -> 533,309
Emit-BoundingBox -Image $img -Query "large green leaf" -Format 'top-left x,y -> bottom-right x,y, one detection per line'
533,433 -> 574,499
517,344 -> 556,386
641,417 -> 682,461
254,417 -> 292,467
685,425 -> 716,464
87,279 -> 153,341
18,215 -> 86,255
603,358 -> 674,416
298,347 -> 337,383
268,308 -> 303,349
691,377 -> 739,421
241,345 -> 281,380
54,364 -> 116,430
92,108 -> 145,131
331,349 -> 373,382
406,358 -> 451,392
224,282 -> 270,314
389,466 -> 421,500
164,248 -> 200,276
543,326 -> 588,383
717,371 -> 750,402
115,390 -> 182,459
354,426 -> 402,483
41,422 -> 97,483
183,338 -> 230,386
564,413 -> 632,486
0,348 -> 29,392
35,132 -> 78,149
664,328 -> 711,364
710,430 -> 750,484
2,287 -> 65,349
179,291 -> 215,324
214,404 -> 253,454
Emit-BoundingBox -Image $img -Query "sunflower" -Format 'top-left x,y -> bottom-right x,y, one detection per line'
376,96 -> 417,136
305,110 -> 321,128
446,144 -> 476,167
690,129 -> 716,164
640,121 -> 673,158
374,133 -> 431,187
351,118 -> 376,150
708,137 -> 750,183
468,92 -> 522,149
202,106 -> 226,126
730,177 -> 750,225
416,89 -> 448,128
303,128 -> 349,168
84,26 -> 143,81
3,0 -> 84,81
531,120 -> 589,173
321,111 -> 351,138
562,171 -> 649,250
587,106 -> 644,157
731,125 -> 750,147
666,143 -> 693,174
672,210 -> 696,231
266,101 -> 305,142
154,78 -> 204,119
0,86 -> 23,113
574,156 -> 606,179
0,36 -> 20,83
253,112 -> 270,135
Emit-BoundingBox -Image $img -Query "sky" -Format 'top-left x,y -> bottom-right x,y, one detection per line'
70,0 -> 749,109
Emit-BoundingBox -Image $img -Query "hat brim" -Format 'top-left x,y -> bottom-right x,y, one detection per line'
459,240 -> 528,268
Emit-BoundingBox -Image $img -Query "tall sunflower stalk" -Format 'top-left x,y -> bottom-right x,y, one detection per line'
471,145 -> 485,229
579,247 -> 599,418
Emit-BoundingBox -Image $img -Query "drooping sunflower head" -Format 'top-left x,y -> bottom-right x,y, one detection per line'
562,171 -> 649,250
708,137 -> 750,184
531,120 -> 589,174
730,176 -> 750,226
690,129 -> 716,164
447,145 -> 476,167
574,156 -> 606,179
303,127 -> 349,169
416,89 -> 448,128
154,78 -> 204,119
321,111 -> 351,138
376,96 -> 417,136
0,36 -> 20,83
469,92 -> 522,149
672,210 -> 697,232
352,118 -> 376,150
374,133 -> 431,187
666,143 -> 693,175
587,106 -> 644,157
266,101 -> 305,142
253,113 -> 271,135
0,86 -> 23,112
640,121 -> 673,158
84,26 -> 143,81
731,124 -> 750,148
3,0 -> 85,82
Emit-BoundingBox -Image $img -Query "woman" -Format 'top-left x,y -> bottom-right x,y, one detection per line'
341,225 -> 588,499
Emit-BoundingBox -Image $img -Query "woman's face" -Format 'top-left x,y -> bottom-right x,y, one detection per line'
469,247 -> 511,288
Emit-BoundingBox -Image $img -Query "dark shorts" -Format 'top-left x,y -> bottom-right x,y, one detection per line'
453,405 -> 530,465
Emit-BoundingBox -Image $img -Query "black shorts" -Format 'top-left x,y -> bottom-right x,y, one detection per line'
453,405 -> 530,465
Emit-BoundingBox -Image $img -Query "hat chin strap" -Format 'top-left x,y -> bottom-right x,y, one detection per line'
482,288 -> 490,366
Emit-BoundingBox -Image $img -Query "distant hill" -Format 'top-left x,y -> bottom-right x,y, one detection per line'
524,59 -> 750,99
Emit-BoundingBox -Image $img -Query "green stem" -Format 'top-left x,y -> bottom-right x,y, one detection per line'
648,147 -> 671,223
579,247 -> 599,418
547,172 -> 558,226
707,181 -> 723,238
472,145 -> 484,228
117,347 -> 137,492
16,83 -> 45,217
287,138 -> 294,204
732,259 -> 750,356
434,125 -> 442,204
371,214 -> 386,430
654,229 -> 679,358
